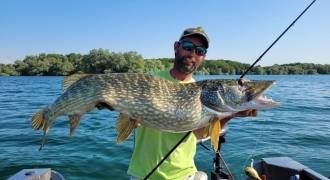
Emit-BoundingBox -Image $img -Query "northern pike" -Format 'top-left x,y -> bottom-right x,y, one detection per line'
31,73 -> 279,150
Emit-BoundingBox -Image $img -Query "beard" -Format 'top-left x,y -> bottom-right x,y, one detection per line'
173,55 -> 199,74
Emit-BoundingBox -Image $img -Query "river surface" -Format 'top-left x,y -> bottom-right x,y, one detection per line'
0,75 -> 329,179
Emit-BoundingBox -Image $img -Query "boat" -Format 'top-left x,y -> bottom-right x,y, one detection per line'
7,168 -> 65,180
8,127 -> 329,180
247,156 -> 329,180
7,156 -> 329,180
199,126 -> 329,180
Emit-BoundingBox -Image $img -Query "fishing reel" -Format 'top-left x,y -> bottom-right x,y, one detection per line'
198,125 -> 235,180
210,134 -> 232,180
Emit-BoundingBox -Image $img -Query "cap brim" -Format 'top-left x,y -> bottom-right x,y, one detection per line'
180,33 -> 209,48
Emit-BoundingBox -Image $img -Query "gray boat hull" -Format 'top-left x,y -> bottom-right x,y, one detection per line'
250,157 -> 329,180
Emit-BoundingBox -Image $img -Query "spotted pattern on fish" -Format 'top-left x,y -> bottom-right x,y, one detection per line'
31,73 -> 278,145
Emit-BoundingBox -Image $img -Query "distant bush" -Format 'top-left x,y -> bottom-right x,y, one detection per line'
1,50 -> 329,76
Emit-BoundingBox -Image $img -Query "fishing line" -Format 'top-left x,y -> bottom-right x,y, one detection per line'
143,1 -> 316,178
239,0 -> 317,81
240,117 -> 267,179
239,0 -> 317,177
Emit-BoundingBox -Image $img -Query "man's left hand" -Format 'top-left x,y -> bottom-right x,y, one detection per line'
233,109 -> 257,118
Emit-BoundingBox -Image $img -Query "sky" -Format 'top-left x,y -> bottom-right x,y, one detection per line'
0,0 -> 329,66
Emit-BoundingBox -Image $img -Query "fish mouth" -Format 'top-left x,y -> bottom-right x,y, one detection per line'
243,80 -> 280,109
253,94 -> 280,108
244,80 -> 275,101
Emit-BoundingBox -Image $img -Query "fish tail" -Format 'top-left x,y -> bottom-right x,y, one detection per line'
31,109 -> 47,130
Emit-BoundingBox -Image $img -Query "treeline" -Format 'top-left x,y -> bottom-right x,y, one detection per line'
0,49 -> 329,76
197,61 -> 330,75
0,49 -> 145,76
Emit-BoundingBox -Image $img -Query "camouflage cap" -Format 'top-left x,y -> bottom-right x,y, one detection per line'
179,27 -> 209,48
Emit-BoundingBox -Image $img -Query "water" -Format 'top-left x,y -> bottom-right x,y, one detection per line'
0,75 -> 329,179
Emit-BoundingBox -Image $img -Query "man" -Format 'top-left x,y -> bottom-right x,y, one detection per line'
128,27 -> 256,180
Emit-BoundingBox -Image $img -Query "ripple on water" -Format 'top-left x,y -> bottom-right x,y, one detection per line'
1,75 -> 330,179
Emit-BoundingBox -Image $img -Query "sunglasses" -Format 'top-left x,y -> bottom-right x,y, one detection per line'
178,40 -> 207,56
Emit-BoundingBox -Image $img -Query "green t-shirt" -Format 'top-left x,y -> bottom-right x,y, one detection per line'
127,71 -> 197,180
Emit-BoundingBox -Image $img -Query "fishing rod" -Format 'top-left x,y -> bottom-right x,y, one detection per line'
239,0 -> 316,80
212,1 -> 317,178
143,1 -> 317,179
143,132 -> 192,180
233,1 -> 317,179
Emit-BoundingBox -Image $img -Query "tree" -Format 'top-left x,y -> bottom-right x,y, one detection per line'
0,64 -> 17,76
81,49 -> 112,73
124,51 -> 144,73
1,50 -> 329,76
66,53 -> 83,73
144,60 -> 165,72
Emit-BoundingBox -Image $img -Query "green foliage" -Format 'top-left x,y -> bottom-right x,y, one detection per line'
80,49 -> 111,73
66,53 -> 83,72
261,63 -> 330,75
80,49 -> 145,73
124,51 -> 145,73
143,59 -> 167,73
0,64 -> 17,76
1,50 -> 329,76
200,59 -> 250,75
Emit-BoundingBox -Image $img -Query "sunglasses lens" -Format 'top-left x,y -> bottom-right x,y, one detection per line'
180,40 -> 206,56
181,42 -> 194,51
196,47 -> 206,55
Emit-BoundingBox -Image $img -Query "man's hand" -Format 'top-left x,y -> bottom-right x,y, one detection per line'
221,109 -> 257,127
194,109 -> 257,140
233,109 -> 257,118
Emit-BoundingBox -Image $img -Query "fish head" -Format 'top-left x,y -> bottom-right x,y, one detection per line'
199,79 -> 279,112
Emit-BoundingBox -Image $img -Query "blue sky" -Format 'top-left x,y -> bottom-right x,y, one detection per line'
0,0 -> 329,66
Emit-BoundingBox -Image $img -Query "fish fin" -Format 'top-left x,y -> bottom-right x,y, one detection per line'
31,109 -> 46,130
63,74 -> 92,92
201,124 -> 210,139
69,115 -> 82,136
31,108 -> 50,150
116,114 -> 134,144
209,118 -> 221,152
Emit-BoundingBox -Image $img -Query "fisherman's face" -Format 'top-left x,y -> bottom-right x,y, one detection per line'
174,36 -> 207,74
